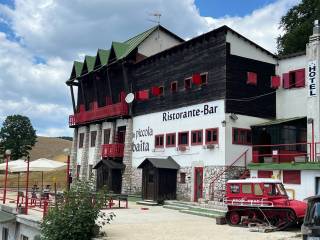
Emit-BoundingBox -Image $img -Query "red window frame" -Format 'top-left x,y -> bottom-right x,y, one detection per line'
283,69 -> 305,89
79,133 -> 84,148
184,78 -> 191,90
159,86 -> 164,96
283,170 -> 301,184
232,128 -> 252,145
258,170 -> 273,178
191,130 -> 203,145
271,76 -> 281,89
171,81 -> 178,93
247,72 -> 257,85
205,128 -> 219,144
155,134 -> 164,148
200,72 -> 208,85
166,133 -> 176,147
178,131 -> 189,146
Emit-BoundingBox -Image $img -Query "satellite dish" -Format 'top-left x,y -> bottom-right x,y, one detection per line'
125,93 -> 135,103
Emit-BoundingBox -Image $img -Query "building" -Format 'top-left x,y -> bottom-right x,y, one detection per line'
67,21 -> 320,202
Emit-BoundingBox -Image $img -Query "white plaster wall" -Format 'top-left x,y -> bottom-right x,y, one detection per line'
76,126 -> 87,165
17,222 -> 40,240
250,169 -> 320,201
132,100 -> 226,168
226,31 -> 276,64
138,29 -> 182,57
276,55 -> 308,119
225,114 -> 270,166
0,222 -> 17,240
88,124 -> 99,165
0,220 -> 40,240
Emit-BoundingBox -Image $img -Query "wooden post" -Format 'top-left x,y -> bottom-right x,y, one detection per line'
70,85 -> 76,113
25,156 -> 30,214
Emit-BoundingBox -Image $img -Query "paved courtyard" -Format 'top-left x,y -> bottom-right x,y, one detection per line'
101,203 -> 301,240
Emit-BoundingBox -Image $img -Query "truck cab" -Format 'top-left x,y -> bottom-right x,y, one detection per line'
302,195 -> 320,239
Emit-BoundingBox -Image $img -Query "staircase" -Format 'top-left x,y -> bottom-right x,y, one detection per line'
163,200 -> 226,219
209,149 -> 249,201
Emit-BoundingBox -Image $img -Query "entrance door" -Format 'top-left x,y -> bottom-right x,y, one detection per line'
146,169 -> 155,200
194,167 -> 203,202
116,126 -> 126,144
316,177 -> 320,195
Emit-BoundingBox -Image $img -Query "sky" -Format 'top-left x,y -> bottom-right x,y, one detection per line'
0,0 -> 300,137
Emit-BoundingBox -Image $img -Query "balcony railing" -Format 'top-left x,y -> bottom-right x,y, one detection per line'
101,144 -> 125,158
69,101 -> 129,126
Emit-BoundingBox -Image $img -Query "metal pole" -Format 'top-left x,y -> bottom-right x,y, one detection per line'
312,121 -> 315,161
3,153 -> 10,204
66,154 -> 70,191
25,156 -> 30,214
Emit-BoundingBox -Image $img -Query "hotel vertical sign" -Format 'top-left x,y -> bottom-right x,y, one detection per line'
308,60 -> 318,97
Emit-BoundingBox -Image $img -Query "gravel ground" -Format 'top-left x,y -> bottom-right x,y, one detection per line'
100,203 -> 301,240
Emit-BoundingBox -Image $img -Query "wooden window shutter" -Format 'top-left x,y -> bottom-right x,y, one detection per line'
271,76 -> 281,89
192,73 -> 201,85
136,90 -> 149,100
283,170 -> 301,184
295,69 -> 305,87
282,73 -> 290,89
247,72 -> 257,85
151,86 -> 160,96
257,170 -> 273,178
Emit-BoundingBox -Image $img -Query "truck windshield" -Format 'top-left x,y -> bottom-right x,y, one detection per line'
305,201 -> 320,226
264,183 -> 287,196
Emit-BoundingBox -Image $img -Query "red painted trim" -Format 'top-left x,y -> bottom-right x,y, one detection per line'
200,72 -> 208,85
158,86 -> 164,96
205,128 -> 219,145
232,127 -> 252,145
165,133 -> 176,147
178,131 -> 189,146
194,167 -> 203,202
257,170 -> 273,178
154,134 -> 164,148
283,170 -> 301,184
191,129 -> 203,145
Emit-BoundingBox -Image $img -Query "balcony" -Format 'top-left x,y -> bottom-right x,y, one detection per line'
101,143 -> 125,158
69,101 -> 129,127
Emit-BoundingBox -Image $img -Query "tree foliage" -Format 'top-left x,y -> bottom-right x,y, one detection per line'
41,180 -> 113,240
0,115 -> 37,160
277,0 -> 320,55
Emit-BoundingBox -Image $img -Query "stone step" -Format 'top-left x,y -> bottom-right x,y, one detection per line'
163,205 -> 189,211
180,209 -> 224,219
136,201 -> 158,206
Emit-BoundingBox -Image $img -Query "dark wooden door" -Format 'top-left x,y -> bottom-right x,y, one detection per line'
116,126 -> 126,143
146,169 -> 155,200
111,169 -> 122,194
194,167 -> 203,202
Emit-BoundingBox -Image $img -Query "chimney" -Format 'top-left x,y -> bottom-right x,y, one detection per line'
310,20 -> 320,42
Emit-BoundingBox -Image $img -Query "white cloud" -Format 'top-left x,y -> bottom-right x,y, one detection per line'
0,0 -> 299,136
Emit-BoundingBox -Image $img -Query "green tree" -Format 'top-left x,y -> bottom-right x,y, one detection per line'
0,115 -> 37,160
41,180 -> 113,240
277,0 -> 320,55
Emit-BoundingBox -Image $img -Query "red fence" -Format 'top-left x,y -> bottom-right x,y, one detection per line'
101,144 -> 125,158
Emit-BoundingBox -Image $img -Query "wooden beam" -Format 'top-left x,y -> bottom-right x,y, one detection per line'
80,80 -> 87,110
70,86 -> 76,113
121,62 -> 130,93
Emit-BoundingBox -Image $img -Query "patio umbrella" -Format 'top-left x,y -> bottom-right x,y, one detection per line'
0,159 -> 27,192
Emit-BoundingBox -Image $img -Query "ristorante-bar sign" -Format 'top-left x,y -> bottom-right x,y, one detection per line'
162,104 -> 219,122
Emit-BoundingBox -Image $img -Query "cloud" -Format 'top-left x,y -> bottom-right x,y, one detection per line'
0,0 -> 299,136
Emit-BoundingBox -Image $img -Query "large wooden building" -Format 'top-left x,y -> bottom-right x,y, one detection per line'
67,22 -> 320,202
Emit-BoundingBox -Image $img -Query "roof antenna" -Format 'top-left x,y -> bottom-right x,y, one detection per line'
147,12 -> 162,40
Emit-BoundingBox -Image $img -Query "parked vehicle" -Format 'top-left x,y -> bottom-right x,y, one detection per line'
301,195 -> 320,239
225,178 -> 307,230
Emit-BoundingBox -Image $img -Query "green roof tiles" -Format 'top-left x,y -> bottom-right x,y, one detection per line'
82,55 -> 96,74
97,49 -> 110,66
248,162 -> 320,170
74,61 -> 83,77
111,42 -> 130,60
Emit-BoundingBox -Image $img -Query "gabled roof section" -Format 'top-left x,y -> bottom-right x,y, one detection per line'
112,42 -> 130,60
82,55 -> 96,74
95,49 -> 110,68
137,156 -> 180,170
69,61 -> 83,80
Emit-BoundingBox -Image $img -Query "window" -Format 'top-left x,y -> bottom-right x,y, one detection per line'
205,128 -> 218,144
242,184 -> 252,194
171,82 -> 177,93
258,170 -> 273,178
180,173 -> 186,183
283,69 -> 305,89
159,86 -> 164,96
178,132 -> 189,146
271,76 -> 281,89
230,184 -> 240,193
77,165 -> 81,179
79,133 -> 84,148
254,184 -> 263,195
184,78 -> 191,90
283,170 -> 301,184
103,129 -> 111,144
90,131 -> 97,147
247,72 -> 257,85
232,128 -> 252,145
155,134 -> 164,148
21,235 -> 28,240
89,164 -> 93,178
166,133 -> 176,147
2,228 -> 8,240
191,130 -> 203,145
200,73 -> 208,85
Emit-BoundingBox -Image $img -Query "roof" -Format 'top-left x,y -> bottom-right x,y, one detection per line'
67,25 -> 184,82
0,211 -> 15,223
251,117 -> 306,127
137,157 -> 180,170
248,162 -> 320,170
227,178 -> 282,184
82,55 -> 96,74
93,159 -> 125,170
278,51 -> 306,60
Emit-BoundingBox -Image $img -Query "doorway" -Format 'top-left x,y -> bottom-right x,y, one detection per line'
316,177 -> 320,195
194,167 -> 203,202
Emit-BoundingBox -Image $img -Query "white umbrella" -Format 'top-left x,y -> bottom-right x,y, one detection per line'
10,158 -> 67,172
0,159 -> 27,172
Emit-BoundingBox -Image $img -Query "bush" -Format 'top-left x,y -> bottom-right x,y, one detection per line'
40,180 -> 112,240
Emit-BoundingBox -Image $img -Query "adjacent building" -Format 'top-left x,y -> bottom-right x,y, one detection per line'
67,22 -> 320,202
